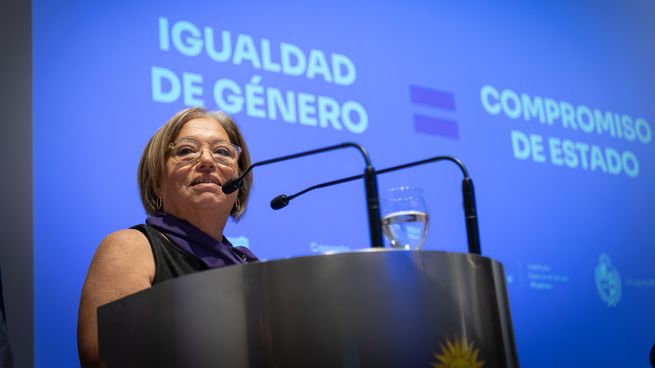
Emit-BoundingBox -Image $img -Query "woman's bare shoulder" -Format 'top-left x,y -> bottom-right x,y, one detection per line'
100,228 -> 149,248
93,229 -> 152,265
85,228 -> 155,292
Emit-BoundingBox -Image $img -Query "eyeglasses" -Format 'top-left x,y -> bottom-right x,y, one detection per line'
168,138 -> 242,166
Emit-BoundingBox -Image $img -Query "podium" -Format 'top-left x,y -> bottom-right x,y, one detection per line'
98,249 -> 518,367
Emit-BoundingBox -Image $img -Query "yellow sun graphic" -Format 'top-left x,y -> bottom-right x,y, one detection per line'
430,336 -> 485,368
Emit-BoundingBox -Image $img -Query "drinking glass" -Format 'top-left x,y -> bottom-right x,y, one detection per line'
381,186 -> 429,250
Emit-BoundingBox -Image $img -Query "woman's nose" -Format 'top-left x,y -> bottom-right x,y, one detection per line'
196,149 -> 216,167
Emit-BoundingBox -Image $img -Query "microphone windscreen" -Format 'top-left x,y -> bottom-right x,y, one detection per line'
222,178 -> 241,194
270,195 -> 289,210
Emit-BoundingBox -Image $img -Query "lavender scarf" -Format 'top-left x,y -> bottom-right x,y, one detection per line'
146,212 -> 258,268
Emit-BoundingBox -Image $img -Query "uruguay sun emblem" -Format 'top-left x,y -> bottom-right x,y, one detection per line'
430,336 -> 485,368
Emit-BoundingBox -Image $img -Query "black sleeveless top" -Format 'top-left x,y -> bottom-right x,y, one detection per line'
132,224 -> 208,285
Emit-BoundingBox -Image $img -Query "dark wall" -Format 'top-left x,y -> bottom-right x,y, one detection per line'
0,0 -> 34,366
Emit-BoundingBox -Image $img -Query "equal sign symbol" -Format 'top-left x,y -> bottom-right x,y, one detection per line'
409,85 -> 459,139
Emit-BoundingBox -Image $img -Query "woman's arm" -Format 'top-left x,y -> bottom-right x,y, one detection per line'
77,229 -> 155,368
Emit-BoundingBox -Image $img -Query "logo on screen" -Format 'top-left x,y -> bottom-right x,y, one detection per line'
409,85 -> 459,139
595,253 -> 622,307
430,335 -> 484,368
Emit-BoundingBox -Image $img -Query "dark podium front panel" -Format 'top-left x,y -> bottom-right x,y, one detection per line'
98,249 -> 518,367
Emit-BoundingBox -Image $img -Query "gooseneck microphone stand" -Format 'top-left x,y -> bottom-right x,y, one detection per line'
222,142 -> 384,248
271,156 -> 482,255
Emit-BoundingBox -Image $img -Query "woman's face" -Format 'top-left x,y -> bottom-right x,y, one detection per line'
158,117 -> 239,221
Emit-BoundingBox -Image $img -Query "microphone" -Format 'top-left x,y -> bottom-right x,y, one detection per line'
270,156 -> 482,255
224,142 -> 384,248
222,177 -> 242,195
270,195 -> 290,210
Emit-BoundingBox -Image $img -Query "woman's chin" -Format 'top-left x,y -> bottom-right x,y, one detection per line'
190,195 -> 231,212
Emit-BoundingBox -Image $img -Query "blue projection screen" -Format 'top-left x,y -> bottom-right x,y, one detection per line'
34,1 -> 654,366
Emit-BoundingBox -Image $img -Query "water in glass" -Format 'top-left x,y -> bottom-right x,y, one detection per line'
381,187 -> 429,250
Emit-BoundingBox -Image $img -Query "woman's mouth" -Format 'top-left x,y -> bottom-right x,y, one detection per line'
190,177 -> 220,186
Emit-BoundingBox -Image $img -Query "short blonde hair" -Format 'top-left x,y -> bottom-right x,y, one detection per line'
137,107 -> 252,221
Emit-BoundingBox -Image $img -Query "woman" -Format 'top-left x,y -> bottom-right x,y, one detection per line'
77,107 -> 257,368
